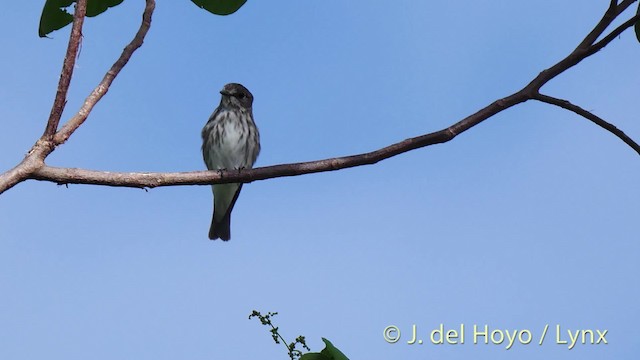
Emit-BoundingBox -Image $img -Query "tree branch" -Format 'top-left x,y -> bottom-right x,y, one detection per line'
575,0 -> 636,51
30,92 -> 530,189
577,0 -> 622,50
534,93 -> 640,155
615,0 -> 638,15
0,0 -> 156,195
43,0 -> 87,140
1,1 -> 639,194
527,0 -> 638,93
54,0 -> 156,145
589,12 -> 640,55
27,2 -> 640,189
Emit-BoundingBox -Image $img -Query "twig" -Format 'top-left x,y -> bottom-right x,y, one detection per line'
616,0 -> 639,16
534,93 -> 640,155
577,0 -> 621,50
589,13 -> 640,55
43,0 -> 87,139
527,0 -> 638,92
54,0 -> 156,145
0,0 -> 156,194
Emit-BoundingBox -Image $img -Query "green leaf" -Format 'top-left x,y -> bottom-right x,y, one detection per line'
39,0 -> 124,38
300,353 -> 331,360
635,3 -> 640,43
321,338 -> 349,360
86,0 -> 124,17
39,0 -> 74,37
190,0 -> 247,16
320,338 -> 349,360
299,338 -> 349,360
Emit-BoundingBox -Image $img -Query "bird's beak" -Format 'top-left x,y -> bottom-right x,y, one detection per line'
220,89 -> 231,96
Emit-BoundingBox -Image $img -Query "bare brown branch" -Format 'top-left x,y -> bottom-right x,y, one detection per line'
0,0 -> 156,195
31,93 -> 529,189
534,94 -> 640,155
616,0 -> 638,15
54,0 -> 156,145
0,141 -> 49,192
577,0 -> 621,50
42,0 -> 87,140
528,1 -> 638,93
589,13 -> 640,55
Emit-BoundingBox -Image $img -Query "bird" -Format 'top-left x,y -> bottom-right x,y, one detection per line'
201,83 -> 260,240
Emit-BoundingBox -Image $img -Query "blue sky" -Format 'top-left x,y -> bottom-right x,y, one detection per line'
1,1 -> 639,359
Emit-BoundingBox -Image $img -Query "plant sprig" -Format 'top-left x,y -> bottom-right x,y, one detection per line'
249,310 -> 310,360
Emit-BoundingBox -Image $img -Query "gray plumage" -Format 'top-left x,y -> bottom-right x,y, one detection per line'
202,83 -> 260,240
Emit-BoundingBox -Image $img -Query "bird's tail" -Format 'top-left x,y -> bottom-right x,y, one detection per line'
209,212 -> 231,241
208,183 -> 243,241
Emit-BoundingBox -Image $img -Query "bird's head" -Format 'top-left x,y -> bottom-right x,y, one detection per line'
219,83 -> 253,109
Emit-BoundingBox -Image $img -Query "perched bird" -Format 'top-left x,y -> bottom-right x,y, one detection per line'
201,83 -> 261,240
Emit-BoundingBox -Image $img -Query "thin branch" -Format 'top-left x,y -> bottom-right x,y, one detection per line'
534,93 -> 640,155
589,13 -> 640,55
576,0 -> 621,50
29,85 -> 640,188
54,0 -> 156,145
30,136 -> 463,188
42,0 -> 87,139
0,0 -> 156,195
615,0 -> 638,16
528,1 -> 637,92
0,144 -> 47,193
575,0 -> 636,51
28,92 -> 530,188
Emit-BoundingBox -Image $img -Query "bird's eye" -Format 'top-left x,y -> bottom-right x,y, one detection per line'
237,93 -> 246,99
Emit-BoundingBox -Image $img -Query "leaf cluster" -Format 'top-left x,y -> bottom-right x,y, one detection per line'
249,310 -> 349,360
39,0 -> 247,37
